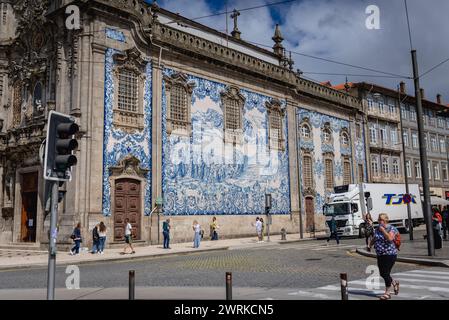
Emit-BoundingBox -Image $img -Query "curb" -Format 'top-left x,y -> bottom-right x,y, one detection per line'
355,248 -> 449,268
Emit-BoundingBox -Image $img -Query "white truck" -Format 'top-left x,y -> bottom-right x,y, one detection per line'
323,183 -> 424,237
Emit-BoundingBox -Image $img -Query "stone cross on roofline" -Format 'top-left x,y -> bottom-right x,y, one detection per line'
230,9 -> 241,40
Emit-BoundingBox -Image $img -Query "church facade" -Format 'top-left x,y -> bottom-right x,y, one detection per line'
0,0 -> 365,248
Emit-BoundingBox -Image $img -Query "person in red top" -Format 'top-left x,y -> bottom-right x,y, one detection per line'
432,208 -> 443,249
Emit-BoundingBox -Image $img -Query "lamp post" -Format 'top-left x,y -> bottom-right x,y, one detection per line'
398,86 -> 414,240
265,193 -> 272,242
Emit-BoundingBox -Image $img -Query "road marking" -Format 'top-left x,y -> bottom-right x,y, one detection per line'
393,273 -> 449,281
394,277 -> 449,285
406,270 -> 449,276
349,280 -> 449,293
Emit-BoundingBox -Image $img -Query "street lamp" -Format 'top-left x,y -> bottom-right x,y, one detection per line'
265,193 -> 272,242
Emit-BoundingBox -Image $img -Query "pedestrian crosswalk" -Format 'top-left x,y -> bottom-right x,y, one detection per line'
287,268 -> 449,300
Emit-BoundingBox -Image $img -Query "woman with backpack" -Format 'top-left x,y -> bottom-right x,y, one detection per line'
369,213 -> 400,300
70,222 -> 82,256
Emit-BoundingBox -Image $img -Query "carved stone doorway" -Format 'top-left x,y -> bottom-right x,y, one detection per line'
305,196 -> 315,233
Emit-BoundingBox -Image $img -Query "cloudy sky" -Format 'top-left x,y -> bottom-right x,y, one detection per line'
148,0 -> 449,104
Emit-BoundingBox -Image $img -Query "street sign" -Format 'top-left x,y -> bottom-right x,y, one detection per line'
403,193 -> 412,204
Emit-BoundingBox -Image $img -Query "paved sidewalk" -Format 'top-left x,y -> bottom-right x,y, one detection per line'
357,229 -> 449,267
0,232 -> 323,270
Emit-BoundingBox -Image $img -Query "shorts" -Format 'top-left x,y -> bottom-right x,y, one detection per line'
125,235 -> 132,244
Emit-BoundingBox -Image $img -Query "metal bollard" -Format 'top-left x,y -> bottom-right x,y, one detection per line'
226,272 -> 232,300
340,273 -> 348,300
129,270 -> 135,300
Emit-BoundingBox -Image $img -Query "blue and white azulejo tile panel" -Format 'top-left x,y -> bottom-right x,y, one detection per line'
161,69 -> 291,215
102,48 -> 152,216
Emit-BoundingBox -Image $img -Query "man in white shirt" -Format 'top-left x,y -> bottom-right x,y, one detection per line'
255,217 -> 263,242
122,218 -> 135,254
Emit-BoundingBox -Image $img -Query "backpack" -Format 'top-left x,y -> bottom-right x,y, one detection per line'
388,226 -> 401,250
92,227 -> 99,241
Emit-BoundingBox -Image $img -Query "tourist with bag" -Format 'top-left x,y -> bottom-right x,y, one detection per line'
70,222 -> 82,256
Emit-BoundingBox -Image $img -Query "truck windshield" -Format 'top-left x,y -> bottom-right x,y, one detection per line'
324,203 -> 350,216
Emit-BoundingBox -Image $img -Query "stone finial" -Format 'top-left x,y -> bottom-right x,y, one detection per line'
230,9 -> 241,40
272,24 -> 284,56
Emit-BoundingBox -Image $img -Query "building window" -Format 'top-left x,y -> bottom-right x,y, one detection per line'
390,129 -> 397,145
412,132 -> 418,148
382,158 -> 389,175
392,158 -> 400,177
406,160 -> 412,178
371,157 -> 379,177
433,162 -> 440,180
429,111 -> 436,126
438,117 -> 445,128
266,99 -> 285,150
300,123 -> 311,139
378,101 -> 385,114
410,107 -> 417,121
118,69 -> 138,112
414,161 -> 421,179
164,72 -> 195,135
341,131 -> 349,146
325,158 -> 334,189
442,163 -> 448,181
431,135 -> 438,152
322,128 -> 332,144
440,138 -> 446,153
389,104 -> 396,115
424,135 -> 428,151
370,127 -> 377,144
428,160 -> 432,179
358,164 -> 364,183
403,131 -> 409,147
303,155 -> 313,189
380,127 -> 388,145
401,104 -> 408,120
343,159 -> 351,185
367,99 -> 374,111
221,86 -> 245,144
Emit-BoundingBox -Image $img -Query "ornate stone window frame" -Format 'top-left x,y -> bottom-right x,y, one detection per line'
323,152 -> 335,191
340,128 -> 350,147
301,151 -> 315,194
343,156 -> 352,185
163,72 -> 195,137
300,119 -> 312,140
221,85 -> 245,145
321,123 -> 333,145
113,48 -> 146,133
266,98 -> 285,151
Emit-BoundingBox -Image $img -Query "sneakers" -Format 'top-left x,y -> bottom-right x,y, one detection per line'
100,251 -> 104,255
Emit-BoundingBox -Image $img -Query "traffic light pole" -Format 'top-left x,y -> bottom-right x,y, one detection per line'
411,50 -> 434,256
47,181 -> 59,300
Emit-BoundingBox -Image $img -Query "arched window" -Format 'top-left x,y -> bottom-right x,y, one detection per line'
392,159 -> 400,177
341,131 -> 349,146
325,158 -> 334,189
266,99 -> 285,151
170,84 -> 188,122
302,155 -> 313,189
382,158 -> 389,175
221,86 -> 245,144
371,156 -> 379,177
300,123 -> 311,139
322,128 -> 332,144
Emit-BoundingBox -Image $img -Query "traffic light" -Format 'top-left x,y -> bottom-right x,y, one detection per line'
44,111 -> 79,182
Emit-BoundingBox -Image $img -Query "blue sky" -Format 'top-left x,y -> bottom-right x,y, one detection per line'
145,0 -> 449,102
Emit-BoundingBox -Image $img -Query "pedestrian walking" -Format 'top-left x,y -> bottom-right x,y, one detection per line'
162,218 -> 171,249
442,206 -> 449,241
193,220 -> 201,248
432,209 -> 443,249
369,213 -> 400,300
253,217 -> 263,242
70,222 -> 82,256
210,217 -> 219,240
326,213 -> 340,245
91,223 -> 100,254
364,213 -> 374,251
260,218 -> 265,241
121,218 -> 135,254
98,221 -> 107,254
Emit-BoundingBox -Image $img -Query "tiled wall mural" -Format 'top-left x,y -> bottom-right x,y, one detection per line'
161,69 -> 291,215
297,108 -> 354,214
102,48 -> 152,216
